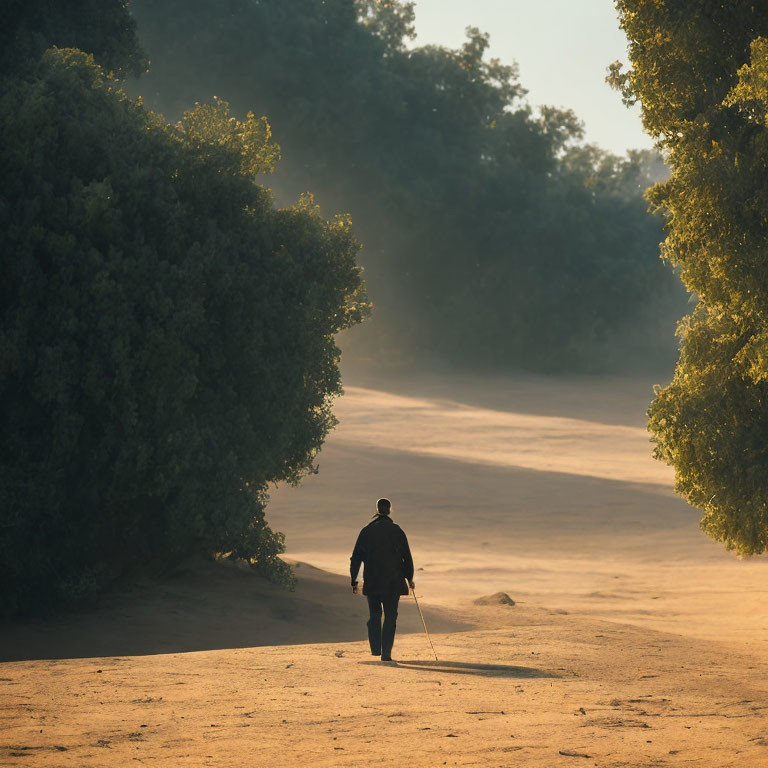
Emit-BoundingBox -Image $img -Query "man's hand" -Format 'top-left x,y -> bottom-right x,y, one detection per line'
408,580 -> 415,591
351,580 -> 359,594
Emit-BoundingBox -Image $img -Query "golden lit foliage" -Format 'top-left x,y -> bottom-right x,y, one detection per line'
614,1 -> 768,554
178,98 -> 281,177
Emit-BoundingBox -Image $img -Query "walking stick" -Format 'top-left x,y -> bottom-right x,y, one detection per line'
411,586 -> 439,663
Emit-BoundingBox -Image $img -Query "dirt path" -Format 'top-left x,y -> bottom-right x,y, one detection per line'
3,370 -> 768,766
3,598 -> 767,767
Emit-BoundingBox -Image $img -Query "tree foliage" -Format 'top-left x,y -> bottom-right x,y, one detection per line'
355,0 -> 416,51
613,1 -> 768,554
130,0 -> 683,372
0,41 -> 368,614
1,0 -> 144,76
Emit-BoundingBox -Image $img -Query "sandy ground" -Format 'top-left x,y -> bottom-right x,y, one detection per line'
269,369 -> 768,655
2,368 -> 768,766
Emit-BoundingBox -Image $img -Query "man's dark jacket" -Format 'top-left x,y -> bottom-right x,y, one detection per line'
350,515 -> 414,596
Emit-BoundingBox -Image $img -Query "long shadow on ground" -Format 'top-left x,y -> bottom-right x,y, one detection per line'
360,659 -> 558,678
0,559 -> 468,662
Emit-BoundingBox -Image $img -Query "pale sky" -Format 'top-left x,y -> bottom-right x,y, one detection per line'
412,0 -> 653,155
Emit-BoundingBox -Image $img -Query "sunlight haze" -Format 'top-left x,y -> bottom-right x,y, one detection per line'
413,0 -> 653,155
6,3 -> 768,766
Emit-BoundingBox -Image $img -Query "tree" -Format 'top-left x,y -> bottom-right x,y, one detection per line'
612,1 -> 768,554
130,0 -> 683,372
0,47 -> 368,616
1,0 -> 144,76
355,0 -> 416,51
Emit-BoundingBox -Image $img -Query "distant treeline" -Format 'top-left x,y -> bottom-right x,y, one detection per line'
1,2 -> 367,615
131,0 -> 686,372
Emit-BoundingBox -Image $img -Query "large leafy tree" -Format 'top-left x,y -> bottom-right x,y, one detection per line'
130,0 -> 683,372
612,1 -> 768,554
1,12 -> 368,615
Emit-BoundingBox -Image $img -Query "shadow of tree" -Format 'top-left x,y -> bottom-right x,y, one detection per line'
0,559 -> 469,662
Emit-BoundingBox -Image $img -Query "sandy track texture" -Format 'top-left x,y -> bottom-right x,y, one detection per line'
3,371 -> 768,766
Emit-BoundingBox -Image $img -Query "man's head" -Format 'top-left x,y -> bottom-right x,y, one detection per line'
376,497 -> 392,516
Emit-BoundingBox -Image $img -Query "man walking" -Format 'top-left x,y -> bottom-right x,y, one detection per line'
350,498 -> 414,662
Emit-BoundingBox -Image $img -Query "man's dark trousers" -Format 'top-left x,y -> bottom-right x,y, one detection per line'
366,594 -> 400,657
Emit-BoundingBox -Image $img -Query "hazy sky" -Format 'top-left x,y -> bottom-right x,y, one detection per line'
411,0 -> 653,155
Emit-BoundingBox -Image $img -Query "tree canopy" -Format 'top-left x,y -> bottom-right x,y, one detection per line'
1,0 -> 144,76
613,1 -> 768,554
0,9 -> 368,615
130,0 -> 684,372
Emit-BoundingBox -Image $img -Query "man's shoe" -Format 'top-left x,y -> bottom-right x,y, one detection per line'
381,655 -> 393,662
